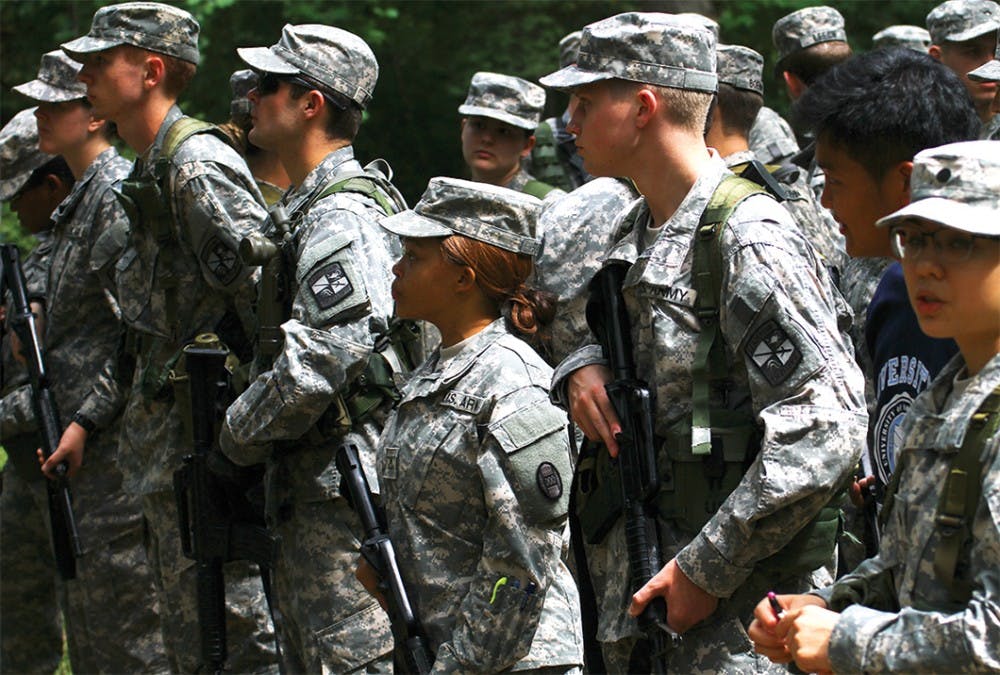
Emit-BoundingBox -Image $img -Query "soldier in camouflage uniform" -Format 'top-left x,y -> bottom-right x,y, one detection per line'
540,13 -> 866,672
0,107 -> 67,675
459,72 -> 564,199
969,28 -> 1000,140
49,3 -> 278,671
706,43 -> 846,271
750,140 -> 1000,674
872,24 -> 932,51
7,48 -> 169,673
369,176 -> 582,672
927,0 -> 999,131
220,23 -> 404,672
217,69 -> 290,206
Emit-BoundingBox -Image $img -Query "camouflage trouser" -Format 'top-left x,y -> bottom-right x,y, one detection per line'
1,441 -> 170,674
271,497 -> 393,673
141,490 -> 279,674
0,462 -> 63,675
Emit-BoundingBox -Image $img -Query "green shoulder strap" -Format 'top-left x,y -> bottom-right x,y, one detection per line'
933,383 -> 1000,602
521,178 -> 559,200
313,174 -> 400,217
689,175 -> 766,454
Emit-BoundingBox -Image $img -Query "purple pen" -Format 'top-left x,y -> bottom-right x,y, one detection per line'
767,591 -> 784,619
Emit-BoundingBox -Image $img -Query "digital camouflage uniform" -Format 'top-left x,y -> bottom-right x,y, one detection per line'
541,14 -> 867,672
376,177 -> 582,673
748,107 -> 800,167
459,72 -> 564,200
871,24 -> 932,51
2,49 -> 170,673
816,142 -> 1000,670
62,5 -> 278,672
534,177 -> 638,364
969,29 -> 1000,140
222,24 -> 401,673
0,108 -> 63,675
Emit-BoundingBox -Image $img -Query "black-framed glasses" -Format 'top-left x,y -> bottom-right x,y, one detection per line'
889,224 -> 1000,264
254,71 -> 344,109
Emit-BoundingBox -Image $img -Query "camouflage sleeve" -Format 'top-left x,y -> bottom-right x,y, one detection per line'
549,344 -> 606,408
22,238 -> 53,303
431,393 -> 571,673
74,352 -> 126,430
221,219 -> 375,464
171,161 -> 265,292
675,195 -> 868,598
0,384 -> 37,439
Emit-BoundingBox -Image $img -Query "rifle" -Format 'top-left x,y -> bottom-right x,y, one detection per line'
0,243 -> 82,580
586,261 -> 675,673
172,334 -> 279,674
336,441 -> 433,675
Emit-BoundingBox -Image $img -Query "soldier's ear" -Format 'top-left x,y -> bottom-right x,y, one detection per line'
143,54 -> 165,89
635,87 -> 658,128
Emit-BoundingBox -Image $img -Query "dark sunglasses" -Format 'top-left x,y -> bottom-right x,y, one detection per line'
255,71 -> 344,109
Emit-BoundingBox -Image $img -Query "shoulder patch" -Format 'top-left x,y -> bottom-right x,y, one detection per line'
201,235 -> 240,285
441,390 -> 487,415
745,318 -> 802,386
307,261 -> 353,310
536,462 -> 563,501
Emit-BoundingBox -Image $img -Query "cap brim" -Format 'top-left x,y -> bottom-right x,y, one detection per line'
876,197 -> 998,236
969,59 -> 1000,82
942,21 -> 1000,43
61,35 -> 123,60
457,105 -> 536,130
13,80 -> 85,103
538,64 -> 611,91
379,210 -> 453,240
236,46 -> 300,75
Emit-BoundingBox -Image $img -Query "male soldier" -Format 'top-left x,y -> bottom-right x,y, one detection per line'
6,48 -> 169,672
0,107 -> 67,675
459,71 -> 563,199
872,24 -> 932,51
220,23 -> 405,672
969,28 -> 1000,139
46,3 -> 278,671
539,12 -> 866,672
528,31 -> 592,192
927,0 -> 999,132
706,43 -> 845,270
217,69 -> 290,206
795,48 -> 980,559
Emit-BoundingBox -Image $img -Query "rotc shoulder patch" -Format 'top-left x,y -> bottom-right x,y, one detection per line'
307,261 -> 353,310
745,318 -> 802,386
536,462 -> 563,500
201,235 -> 240,285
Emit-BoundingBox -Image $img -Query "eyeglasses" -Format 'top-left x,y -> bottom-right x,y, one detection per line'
889,224 -> 1000,264
254,72 -> 344,109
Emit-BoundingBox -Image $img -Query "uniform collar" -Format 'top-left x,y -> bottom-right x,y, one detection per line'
403,319 -> 507,399
285,144 -> 358,210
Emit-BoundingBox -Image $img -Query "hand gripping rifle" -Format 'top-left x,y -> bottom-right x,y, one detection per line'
0,243 -> 82,580
586,261 -> 675,673
173,334 -> 279,674
336,441 -> 433,674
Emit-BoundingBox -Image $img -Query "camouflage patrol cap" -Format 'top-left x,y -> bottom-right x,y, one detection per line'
676,12 -> 720,39
559,31 -> 582,68
876,141 -> 999,236
969,29 -> 1000,81
872,25 -> 933,51
0,109 -> 54,202
717,45 -> 765,95
62,2 -> 200,65
926,0 -> 1000,44
380,177 -> 541,256
458,72 -> 546,131
539,12 -> 717,93
773,6 -> 848,62
229,69 -> 257,123
238,24 -> 377,109
13,51 -> 87,103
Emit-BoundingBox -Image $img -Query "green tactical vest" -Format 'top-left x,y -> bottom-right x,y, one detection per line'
576,174 -> 842,579
115,116 -> 244,400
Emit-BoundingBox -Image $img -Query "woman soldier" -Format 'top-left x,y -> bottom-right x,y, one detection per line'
362,176 -> 583,673
749,140 -> 1000,673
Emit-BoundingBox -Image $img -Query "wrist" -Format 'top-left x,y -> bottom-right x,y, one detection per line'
71,412 -> 96,434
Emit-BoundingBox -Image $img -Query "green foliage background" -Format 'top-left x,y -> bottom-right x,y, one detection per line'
2,0 -> 939,213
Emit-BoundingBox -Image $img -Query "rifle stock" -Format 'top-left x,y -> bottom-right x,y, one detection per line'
586,262 -> 676,673
336,442 -> 433,674
0,243 -> 82,580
